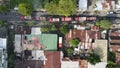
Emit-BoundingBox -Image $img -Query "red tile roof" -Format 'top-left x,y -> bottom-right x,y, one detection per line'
110,32 -> 120,52
44,51 -> 61,68
66,29 -> 101,42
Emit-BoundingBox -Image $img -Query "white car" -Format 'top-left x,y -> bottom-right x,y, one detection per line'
107,11 -> 114,14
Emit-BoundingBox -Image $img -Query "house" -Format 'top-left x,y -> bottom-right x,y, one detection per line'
109,29 -> 120,64
61,61 -> 79,68
0,0 -> 9,5
15,51 -> 62,68
0,27 -> 7,38
15,25 -> 31,34
94,0 -> 115,11
115,0 -> 120,12
44,51 -> 61,68
109,32 -> 120,52
94,40 -> 108,62
14,34 -> 58,53
66,26 -> 100,49
78,0 -> 88,11
14,60 -> 44,68
31,27 -> 41,34
61,58 -> 88,68
0,38 -> 7,68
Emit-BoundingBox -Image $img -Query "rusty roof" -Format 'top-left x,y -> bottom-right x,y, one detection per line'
66,29 -> 101,42
44,51 -> 61,68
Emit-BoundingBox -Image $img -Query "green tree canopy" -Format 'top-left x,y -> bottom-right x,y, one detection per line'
51,25 -> 57,31
58,0 -> 77,17
41,27 -> 50,32
45,1 -> 58,15
108,52 -> 116,63
67,48 -> 73,54
87,53 -> 101,65
95,19 -> 112,30
0,20 -> 7,27
69,38 -> 79,47
60,25 -> 69,34
0,5 -> 8,13
18,3 -> 33,16
45,0 -> 77,16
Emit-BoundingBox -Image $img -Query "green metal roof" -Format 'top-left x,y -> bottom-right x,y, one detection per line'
26,34 -> 58,50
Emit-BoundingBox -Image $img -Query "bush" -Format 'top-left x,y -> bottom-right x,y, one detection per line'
60,25 -> 69,34
41,27 -> 50,32
51,25 -> 57,31
69,38 -> 79,47
87,53 -> 101,65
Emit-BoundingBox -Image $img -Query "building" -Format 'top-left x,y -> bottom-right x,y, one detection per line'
94,0 -> 115,11
0,27 -> 7,38
15,25 -> 31,34
66,26 -> 100,49
78,0 -> 88,11
61,61 -> 79,68
0,0 -> 9,5
109,30 -> 120,64
15,51 -> 61,68
94,40 -> 108,62
0,38 -> 7,68
31,27 -> 41,34
14,34 -> 58,53
44,51 -> 61,68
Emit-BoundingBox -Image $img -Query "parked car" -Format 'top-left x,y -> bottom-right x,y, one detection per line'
36,16 -> 46,21
21,16 -> 33,20
86,17 -> 96,20
115,10 -> 120,14
61,17 -> 72,21
58,37 -> 62,48
107,11 -> 114,14
75,17 -> 86,21
49,18 -> 60,22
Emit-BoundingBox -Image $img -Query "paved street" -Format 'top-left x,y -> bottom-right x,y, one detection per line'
0,11 -> 120,24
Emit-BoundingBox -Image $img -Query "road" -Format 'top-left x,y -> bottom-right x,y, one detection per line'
0,11 -> 120,24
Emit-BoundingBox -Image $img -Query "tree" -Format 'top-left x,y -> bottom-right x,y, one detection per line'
60,25 -> 69,34
86,53 -> 101,65
41,27 -> 50,32
95,19 -> 112,30
0,20 -> 7,27
45,0 -> 77,16
67,48 -> 73,54
45,1 -> 58,15
58,0 -> 77,16
108,52 -> 116,63
0,5 -> 8,13
51,25 -> 57,31
107,61 -> 120,68
69,38 -> 79,47
18,3 -> 33,16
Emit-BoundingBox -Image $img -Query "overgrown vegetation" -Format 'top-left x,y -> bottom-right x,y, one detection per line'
18,3 -> 33,16
45,0 -> 77,16
69,38 -> 79,47
96,19 -> 112,30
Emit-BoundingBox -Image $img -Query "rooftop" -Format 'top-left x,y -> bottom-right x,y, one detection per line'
14,60 -> 44,68
44,51 -> 61,68
0,27 -> 7,38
